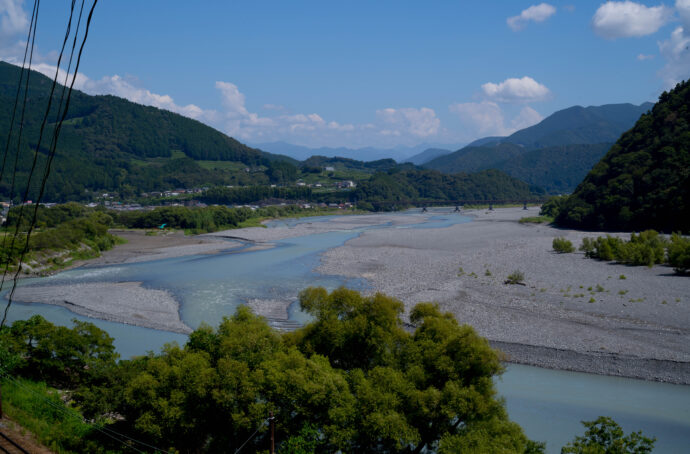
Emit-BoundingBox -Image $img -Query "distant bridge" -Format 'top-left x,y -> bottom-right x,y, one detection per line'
366,199 -> 545,211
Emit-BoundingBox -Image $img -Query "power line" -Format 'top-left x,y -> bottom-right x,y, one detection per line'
1,0 -> 99,328
0,0 -> 40,299
235,418 -> 269,453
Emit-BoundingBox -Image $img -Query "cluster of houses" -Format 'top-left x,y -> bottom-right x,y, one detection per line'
296,180 -> 356,189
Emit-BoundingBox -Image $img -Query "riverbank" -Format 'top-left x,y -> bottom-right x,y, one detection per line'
317,207 -> 690,384
7,208 -> 690,384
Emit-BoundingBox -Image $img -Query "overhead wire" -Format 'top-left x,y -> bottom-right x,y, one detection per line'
1,0 -> 97,328
0,0 -> 41,299
235,418 -> 269,453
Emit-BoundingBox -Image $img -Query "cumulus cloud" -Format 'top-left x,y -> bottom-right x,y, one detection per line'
507,3 -> 556,31
592,1 -> 673,39
658,26 -> 690,86
449,102 -> 543,138
637,53 -> 655,60
481,76 -> 551,103
0,0 -> 28,40
449,102 -> 508,136
677,0 -> 690,28
511,106 -> 544,130
376,107 -> 440,137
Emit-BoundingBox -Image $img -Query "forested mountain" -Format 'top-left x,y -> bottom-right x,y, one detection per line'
351,168 -> 540,208
0,61 -> 539,206
0,61 -> 294,201
503,102 -> 653,149
553,81 -> 690,232
424,103 -> 653,193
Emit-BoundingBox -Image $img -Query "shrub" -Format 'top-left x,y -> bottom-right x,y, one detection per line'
505,270 -> 525,285
552,237 -> 575,253
668,233 -> 690,274
579,231 -> 668,267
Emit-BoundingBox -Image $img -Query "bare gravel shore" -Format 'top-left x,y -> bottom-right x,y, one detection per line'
317,207 -> 690,384
11,282 -> 192,333
85,230 -> 241,266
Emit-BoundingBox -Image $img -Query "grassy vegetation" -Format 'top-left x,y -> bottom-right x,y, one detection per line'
0,377 -> 107,453
552,237 -> 575,253
505,270 -> 525,285
519,215 -> 553,224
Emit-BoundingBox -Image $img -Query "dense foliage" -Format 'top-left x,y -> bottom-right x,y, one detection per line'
579,230 -> 690,273
554,81 -> 690,232
200,185 -> 313,205
0,289 -> 546,453
352,168 -> 540,209
561,417 -> 655,454
1,207 -> 120,272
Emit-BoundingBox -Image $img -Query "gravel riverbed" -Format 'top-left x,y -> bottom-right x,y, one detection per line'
317,207 -> 690,383
8,208 -> 689,383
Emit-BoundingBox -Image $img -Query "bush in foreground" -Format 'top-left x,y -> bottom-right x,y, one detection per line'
561,416 -> 655,454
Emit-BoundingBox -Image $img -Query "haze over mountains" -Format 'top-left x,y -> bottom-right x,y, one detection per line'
251,141 -> 460,163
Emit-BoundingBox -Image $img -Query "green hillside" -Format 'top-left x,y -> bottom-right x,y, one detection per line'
505,103 -> 652,149
424,103 -> 652,193
554,81 -> 690,232
0,61 -> 294,201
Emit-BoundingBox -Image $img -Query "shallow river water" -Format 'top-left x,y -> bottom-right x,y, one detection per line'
2,211 -> 689,453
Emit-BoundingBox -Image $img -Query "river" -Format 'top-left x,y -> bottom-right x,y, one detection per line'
2,210 -> 689,453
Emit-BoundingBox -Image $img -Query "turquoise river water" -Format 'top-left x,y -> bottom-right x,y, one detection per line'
2,211 -> 689,453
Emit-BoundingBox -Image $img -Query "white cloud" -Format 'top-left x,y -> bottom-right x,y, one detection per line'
0,0 -> 28,41
376,107 -> 440,137
637,53 -> 655,60
449,102 -> 543,138
507,3 -> 556,31
512,106 -> 544,130
677,0 -> 690,28
658,26 -> 690,86
449,101 -> 508,136
592,1 -> 673,39
215,81 -> 249,117
481,76 -> 551,103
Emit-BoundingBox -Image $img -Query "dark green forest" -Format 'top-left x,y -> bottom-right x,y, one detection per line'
0,61 -> 295,201
553,80 -> 690,232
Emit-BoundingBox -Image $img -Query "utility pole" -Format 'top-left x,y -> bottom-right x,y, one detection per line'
269,411 -> 275,454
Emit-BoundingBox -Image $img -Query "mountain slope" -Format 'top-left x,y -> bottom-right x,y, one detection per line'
554,81 -> 690,232
505,103 -> 653,148
424,102 -> 652,193
0,61 -> 294,201
404,148 -> 452,165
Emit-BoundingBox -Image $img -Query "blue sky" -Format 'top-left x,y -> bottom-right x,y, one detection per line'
2,1 -> 689,149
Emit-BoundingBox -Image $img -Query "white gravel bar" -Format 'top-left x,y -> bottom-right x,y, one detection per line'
317,207 -> 690,384
11,282 -> 192,334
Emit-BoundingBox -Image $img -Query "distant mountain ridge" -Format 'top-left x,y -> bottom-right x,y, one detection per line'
252,141 -> 462,163
424,102 -> 653,193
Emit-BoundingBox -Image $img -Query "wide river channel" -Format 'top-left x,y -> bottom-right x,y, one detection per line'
2,211 -> 689,453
